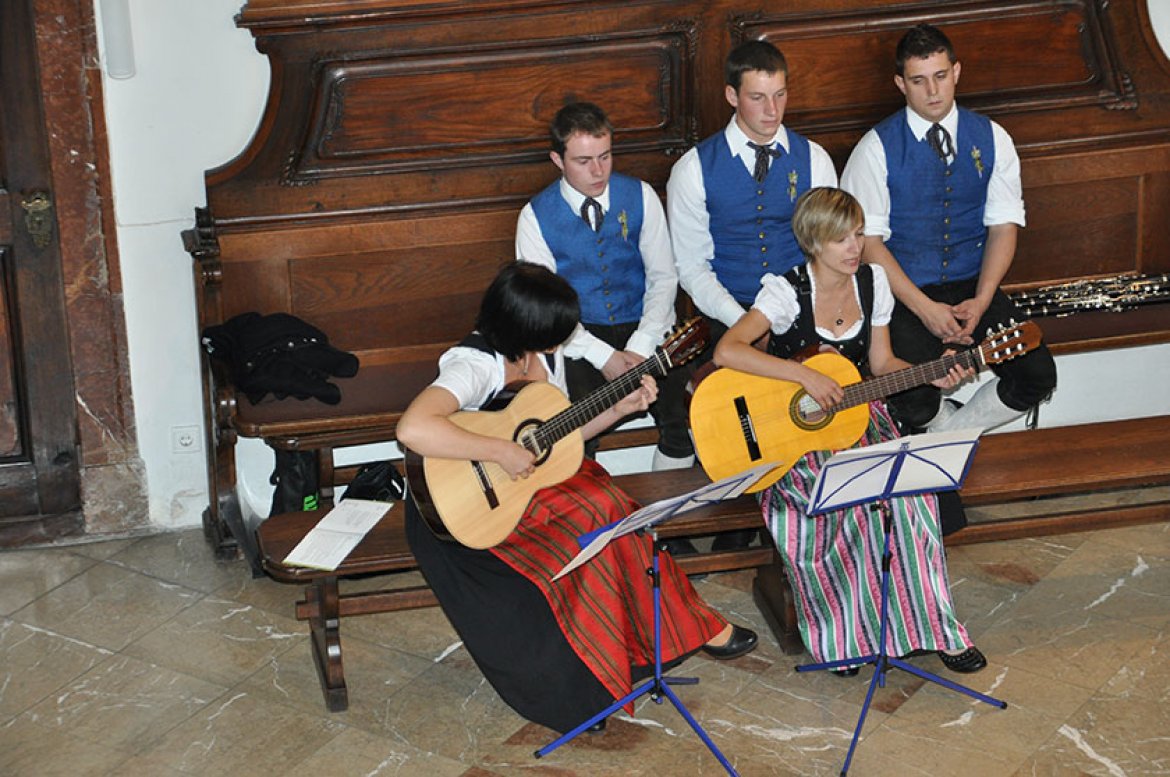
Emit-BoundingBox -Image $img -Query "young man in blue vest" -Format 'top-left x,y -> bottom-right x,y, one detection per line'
667,40 -> 837,550
516,102 -> 695,472
841,23 -> 1056,438
667,40 -> 838,335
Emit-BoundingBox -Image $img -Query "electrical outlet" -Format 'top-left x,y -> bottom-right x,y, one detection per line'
171,425 -> 202,454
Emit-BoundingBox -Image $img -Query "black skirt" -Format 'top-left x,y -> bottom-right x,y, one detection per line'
404,496 -> 615,733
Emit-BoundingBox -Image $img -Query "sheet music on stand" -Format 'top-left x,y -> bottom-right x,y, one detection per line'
797,426 -> 1000,776
807,428 -> 982,516
553,461 -> 780,581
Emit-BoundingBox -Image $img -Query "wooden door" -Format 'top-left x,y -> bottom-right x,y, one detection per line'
0,0 -> 83,543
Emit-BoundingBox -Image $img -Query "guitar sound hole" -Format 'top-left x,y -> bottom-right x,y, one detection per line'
516,424 -> 549,466
792,391 -> 832,430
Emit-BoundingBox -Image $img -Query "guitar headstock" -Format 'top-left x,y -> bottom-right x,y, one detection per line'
979,320 -> 1042,365
661,317 -> 710,368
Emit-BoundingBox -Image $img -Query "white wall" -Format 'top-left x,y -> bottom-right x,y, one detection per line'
96,1 -> 1170,528
96,0 -> 268,527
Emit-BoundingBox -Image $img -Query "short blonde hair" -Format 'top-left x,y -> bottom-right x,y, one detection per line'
791,187 -> 864,261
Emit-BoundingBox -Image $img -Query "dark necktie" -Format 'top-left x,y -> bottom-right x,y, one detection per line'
927,123 -> 954,162
746,141 -> 783,183
580,197 -> 603,232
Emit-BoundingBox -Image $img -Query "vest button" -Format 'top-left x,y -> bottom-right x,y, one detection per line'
598,251 -> 604,257
945,187 -> 953,193
945,169 -> 952,177
604,289 -> 611,295
756,218 -> 763,224
757,189 -> 764,196
943,246 -> 951,253
944,216 -> 950,225
757,204 -> 764,211
942,260 -> 949,267
608,315 -> 615,322
758,232 -> 765,239
606,302 -> 612,309
762,261 -> 769,267
760,246 -> 767,252
943,233 -> 950,240
601,265 -> 608,271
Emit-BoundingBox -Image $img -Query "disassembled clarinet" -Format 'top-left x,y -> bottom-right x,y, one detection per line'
1009,273 -> 1170,317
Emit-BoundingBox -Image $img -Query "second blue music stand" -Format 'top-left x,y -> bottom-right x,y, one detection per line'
535,461 -> 781,776
794,429 -> 1007,775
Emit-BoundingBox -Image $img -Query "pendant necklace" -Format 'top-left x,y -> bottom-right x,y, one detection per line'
521,353 -> 531,376
830,293 -> 849,327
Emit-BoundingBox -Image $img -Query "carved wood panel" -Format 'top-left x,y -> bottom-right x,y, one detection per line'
195,0 -> 1170,375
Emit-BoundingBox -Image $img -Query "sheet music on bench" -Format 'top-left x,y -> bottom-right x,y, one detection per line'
283,499 -> 393,571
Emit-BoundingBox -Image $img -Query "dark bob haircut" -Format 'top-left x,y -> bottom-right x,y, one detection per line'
476,263 -> 580,361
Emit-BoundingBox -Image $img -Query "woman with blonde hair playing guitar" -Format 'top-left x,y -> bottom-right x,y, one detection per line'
711,187 -> 988,675
397,262 -> 757,735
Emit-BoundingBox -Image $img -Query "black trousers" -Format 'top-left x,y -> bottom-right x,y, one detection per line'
885,278 -> 1057,432
566,321 -> 694,458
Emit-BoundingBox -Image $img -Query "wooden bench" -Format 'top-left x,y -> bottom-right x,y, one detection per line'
188,0 -> 1170,569
186,0 -> 1170,711
257,415 -> 1170,711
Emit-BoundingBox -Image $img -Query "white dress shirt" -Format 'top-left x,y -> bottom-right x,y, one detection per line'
434,343 -> 567,410
841,105 -> 1025,243
666,117 -> 838,329
516,177 -> 678,369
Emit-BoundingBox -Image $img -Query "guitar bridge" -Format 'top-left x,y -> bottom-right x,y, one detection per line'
471,461 -> 500,510
734,396 -> 762,462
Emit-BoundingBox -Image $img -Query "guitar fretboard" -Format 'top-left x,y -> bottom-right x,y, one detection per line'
525,351 -> 669,454
822,346 -> 986,416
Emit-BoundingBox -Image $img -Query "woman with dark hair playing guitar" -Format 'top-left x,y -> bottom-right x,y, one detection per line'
396,262 -> 757,736
709,187 -> 989,676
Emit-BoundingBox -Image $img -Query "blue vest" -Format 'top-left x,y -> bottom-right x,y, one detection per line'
877,107 -> 996,287
531,173 -> 646,326
698,129 -> 812,304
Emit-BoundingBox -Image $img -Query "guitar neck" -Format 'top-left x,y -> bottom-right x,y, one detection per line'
836,347 -> 983,411
531,351 -> 668,450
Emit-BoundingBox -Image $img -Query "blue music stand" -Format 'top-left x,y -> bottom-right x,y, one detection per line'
535,461 -> 780,776
794,429 -> 1007,776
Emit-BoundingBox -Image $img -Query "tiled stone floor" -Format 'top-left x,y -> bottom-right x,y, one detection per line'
2,518 -> 1168,776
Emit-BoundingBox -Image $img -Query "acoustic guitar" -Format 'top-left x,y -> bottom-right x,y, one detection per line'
688,321 -> 1042,494
405,317 -> 709,549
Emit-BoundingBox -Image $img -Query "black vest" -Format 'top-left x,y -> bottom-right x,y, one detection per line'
766,264 -> 876,376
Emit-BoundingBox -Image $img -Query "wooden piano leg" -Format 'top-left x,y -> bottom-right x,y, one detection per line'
752,549 -> 804,656
303,577 -> 348,712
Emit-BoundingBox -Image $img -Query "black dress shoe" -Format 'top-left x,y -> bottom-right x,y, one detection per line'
938,646 -> 987,673
662,538 -> 699,557
586,719 -> 606,734
832,666 -> 860,677
711,529 -> 757,552
701,625 -> 758,660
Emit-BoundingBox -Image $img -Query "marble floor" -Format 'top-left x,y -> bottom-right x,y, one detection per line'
1,518 -> 1168,776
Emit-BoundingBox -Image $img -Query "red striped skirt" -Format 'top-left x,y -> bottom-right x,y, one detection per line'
491,459 -> 726,707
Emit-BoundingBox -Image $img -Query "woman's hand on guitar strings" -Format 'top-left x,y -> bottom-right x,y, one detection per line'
614,374 -> 659,416
798,364 -> 845,413
496,440 -> 538,481
930,350 -> 977,389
